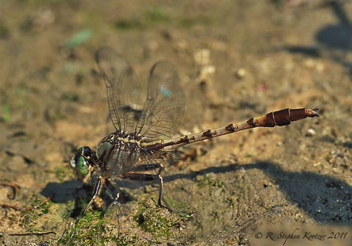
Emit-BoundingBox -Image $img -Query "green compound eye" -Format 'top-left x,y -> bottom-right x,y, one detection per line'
77,156 -> 89,175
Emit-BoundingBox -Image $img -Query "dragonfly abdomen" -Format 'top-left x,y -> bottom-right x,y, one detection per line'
248,107 -> 319,127
143,107 -> 319,150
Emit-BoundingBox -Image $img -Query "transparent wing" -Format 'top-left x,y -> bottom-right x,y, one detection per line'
136,62 -> 186,138
95,47 -> 141,132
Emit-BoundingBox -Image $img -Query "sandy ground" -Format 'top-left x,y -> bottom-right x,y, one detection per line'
1,0 -> 352,245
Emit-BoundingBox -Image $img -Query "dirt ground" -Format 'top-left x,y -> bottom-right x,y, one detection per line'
1,0 -> 352,245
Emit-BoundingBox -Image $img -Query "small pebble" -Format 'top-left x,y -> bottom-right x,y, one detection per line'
305,59 -> 315,68
174,40 -> 187,52
316,62 -> 325,72
194,49 -> 211,66
235,68 -> 246,79
179,129 -> 191,136
200,65 -> 215,77
306,128 -> 316,137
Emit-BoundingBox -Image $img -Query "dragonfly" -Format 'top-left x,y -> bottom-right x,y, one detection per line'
70,47 -> 319,218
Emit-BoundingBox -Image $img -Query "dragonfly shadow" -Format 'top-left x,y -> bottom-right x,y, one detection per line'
40,160 -> 352,225
40,179 -> 137,201
315,1 -> 352,51
282,1 -> 352,76
40,180 -> 83,203
41,179 -> 119,218
163,164 -> 240,183
190,161 -> 352,225
252,161 -> 352,225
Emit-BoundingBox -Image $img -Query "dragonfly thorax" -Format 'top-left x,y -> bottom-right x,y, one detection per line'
96,131 -> 142,165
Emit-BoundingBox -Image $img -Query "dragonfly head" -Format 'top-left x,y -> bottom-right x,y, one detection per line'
70,146 -> 93,181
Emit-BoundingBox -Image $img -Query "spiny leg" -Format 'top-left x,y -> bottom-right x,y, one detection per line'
155,164 -> 164,207
122,163 -> 172,212
131,163 -> 164,206
105,178 -> 119,200
76,176 -> 104,223
103,178 -> 120,214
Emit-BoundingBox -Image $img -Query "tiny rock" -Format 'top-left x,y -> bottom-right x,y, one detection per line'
316,62 -> 325,72
235,68 -> 246,79
306,128 -> 316,137
194,49 -> 211,66
304,59 -> 315,68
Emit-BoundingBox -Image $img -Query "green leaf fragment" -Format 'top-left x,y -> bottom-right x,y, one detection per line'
63,28 -> 93,48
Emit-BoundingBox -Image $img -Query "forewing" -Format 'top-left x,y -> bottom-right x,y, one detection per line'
95,47 -> 141,132
137,62 -> 185,138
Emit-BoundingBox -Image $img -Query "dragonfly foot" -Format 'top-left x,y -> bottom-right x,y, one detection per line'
151,198 -> 173,213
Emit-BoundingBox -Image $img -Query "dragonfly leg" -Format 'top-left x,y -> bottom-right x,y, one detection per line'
130,163 -> 163,185
155,164 -> 164,206
103,178 -> 120,215
122,164 -> 172,212
105,178 -> 120,200
82,176 -> 104,215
